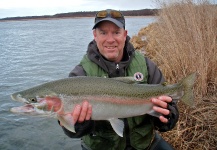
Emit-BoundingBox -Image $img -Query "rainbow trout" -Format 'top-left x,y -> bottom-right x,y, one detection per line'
10,73 -> 196,137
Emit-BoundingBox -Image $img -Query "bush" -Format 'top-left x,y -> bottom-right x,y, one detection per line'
130,0 -> 217,149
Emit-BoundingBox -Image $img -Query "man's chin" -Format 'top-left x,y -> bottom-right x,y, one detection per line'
105,55 -> 120,62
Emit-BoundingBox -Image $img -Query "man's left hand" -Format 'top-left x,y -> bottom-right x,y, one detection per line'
151,96 -> 172,123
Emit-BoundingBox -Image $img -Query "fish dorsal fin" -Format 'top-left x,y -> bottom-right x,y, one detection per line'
112,77 -> 139,84
108,118 -> 124,137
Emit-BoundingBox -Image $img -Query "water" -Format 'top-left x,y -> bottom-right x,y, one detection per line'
0,17 -> 156,150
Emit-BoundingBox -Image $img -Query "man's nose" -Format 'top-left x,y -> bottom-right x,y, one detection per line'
106,33 -> 115,43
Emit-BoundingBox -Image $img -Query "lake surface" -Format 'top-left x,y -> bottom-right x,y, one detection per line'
0,17 -> 156,150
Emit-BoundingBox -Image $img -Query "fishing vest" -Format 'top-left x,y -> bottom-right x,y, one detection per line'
80,51 -> 154,150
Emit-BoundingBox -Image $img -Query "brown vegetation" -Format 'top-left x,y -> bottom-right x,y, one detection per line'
130,0 -> 217,149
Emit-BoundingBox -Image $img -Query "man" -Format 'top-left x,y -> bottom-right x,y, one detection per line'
60,9 -> 178,150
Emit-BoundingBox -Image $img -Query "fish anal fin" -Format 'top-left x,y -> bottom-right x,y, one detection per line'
108,118 -> 124,137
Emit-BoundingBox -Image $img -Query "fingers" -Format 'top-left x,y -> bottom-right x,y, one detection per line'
78,101 -> 92,123
153,105 -> 170,116
159,116 -> 169,123
151,96 -> 172,109
72,101 -> 92,124
158,95 -> 172,104
85,103 -> 92,120
78,101 -> 88,123
151,95 -> 172,123
72,104 -> 82,123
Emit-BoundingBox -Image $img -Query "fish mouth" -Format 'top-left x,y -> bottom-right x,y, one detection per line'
10,94 -> 36,114
10,104 -> 36,114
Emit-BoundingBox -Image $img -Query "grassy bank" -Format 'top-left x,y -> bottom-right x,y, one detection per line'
131,0 -> 217,149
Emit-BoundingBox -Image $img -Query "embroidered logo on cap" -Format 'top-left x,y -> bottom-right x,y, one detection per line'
134,72 -> 144,81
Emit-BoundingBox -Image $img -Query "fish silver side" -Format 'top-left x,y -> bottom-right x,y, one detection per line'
10,72 -> 197,137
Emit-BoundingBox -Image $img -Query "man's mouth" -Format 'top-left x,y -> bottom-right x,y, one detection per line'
105,46 -> 117,50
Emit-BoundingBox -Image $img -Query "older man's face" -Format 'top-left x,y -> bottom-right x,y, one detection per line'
93,21 -> 127,63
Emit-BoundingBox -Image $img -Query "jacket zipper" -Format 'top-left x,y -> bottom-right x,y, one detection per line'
116,64 -> 120,75
116,63 -> 131,148
116,63 -> 119,69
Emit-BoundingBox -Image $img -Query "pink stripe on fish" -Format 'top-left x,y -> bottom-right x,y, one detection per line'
86,96 -> 152,105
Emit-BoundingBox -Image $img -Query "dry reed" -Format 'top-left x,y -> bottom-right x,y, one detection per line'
130,0 -> 217,149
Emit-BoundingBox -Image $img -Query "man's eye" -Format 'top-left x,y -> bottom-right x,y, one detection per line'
100,31 -> 106,35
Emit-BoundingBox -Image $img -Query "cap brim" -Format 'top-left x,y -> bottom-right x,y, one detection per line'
92,18 -> 124,29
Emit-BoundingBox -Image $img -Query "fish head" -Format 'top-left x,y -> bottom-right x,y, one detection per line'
11,85 -> 56,102
11,92 -> 38,104
10,88 -> 62,116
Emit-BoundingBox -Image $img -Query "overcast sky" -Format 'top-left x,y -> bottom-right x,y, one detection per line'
0,0 -> 158,19
1,0 -> 216,19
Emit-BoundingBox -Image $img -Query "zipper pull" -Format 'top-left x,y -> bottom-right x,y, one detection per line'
116,64 -> 119,70
116,64 -> 120,75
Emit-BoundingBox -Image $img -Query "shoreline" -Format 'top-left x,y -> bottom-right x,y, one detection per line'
0,15 -> 157,22
0,9 -> 159,22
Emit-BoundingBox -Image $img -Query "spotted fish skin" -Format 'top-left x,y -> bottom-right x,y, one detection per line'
10,73 -> 196,137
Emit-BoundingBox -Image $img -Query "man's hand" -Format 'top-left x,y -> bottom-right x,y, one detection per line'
72,101 -> 92,123
60,101 -> 92,126
151,96 -> 172,123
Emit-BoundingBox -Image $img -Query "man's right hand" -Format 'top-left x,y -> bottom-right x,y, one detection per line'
72,101 -> 92,123
60,101 -> 92,127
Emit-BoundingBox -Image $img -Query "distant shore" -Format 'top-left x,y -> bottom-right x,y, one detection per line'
0,15 -> 157,22
0,9 -> 159,22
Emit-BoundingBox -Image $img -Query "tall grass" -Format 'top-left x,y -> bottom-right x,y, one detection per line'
131,0 -> 217,149
133,0 -> 217,98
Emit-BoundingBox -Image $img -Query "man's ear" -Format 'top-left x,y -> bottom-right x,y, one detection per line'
124,30 -> 128,37
93,29 -> 97,39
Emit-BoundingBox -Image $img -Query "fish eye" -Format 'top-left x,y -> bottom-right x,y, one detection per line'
29,98 -> 37,103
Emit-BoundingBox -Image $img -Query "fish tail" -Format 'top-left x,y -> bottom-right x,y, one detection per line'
179,72 -> 197,106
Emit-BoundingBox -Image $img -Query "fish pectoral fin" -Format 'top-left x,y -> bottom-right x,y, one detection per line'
58,114 -> 75,133
108,118 -> 124,137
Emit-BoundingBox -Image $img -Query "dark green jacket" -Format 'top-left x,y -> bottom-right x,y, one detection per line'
80,51 -> 153,150
62,37 -> 179,150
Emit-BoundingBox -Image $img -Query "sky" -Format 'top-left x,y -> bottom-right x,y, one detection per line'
0,0 -> 157,19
